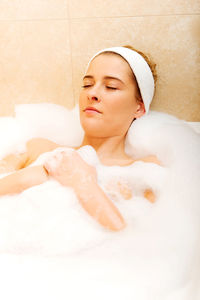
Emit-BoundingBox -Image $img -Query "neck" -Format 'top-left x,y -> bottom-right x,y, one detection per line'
80,135 -> 129,164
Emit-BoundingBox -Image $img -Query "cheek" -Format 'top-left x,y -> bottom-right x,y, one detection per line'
106,93 -> 136,116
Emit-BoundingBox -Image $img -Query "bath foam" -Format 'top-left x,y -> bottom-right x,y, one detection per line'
0,103 -> 84,159
0,103 -> 199,299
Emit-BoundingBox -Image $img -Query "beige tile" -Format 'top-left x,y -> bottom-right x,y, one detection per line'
69,0 -> 200,18
70,15 -> 200,121
0,20 -> 74,116
0,0 -> 68,20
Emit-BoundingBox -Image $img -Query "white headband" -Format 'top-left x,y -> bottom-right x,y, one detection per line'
86,47 -> 155,113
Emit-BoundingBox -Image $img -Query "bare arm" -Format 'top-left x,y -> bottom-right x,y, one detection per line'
44,150 -> 126,231
0,149 -> 125,231
0,138 -> 60,174
0,152 -> 28,174
0,165 -> 48,196
75,180 -> 125,231
0,138 -> 59,195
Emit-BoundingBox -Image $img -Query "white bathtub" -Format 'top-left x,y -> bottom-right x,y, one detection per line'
0,104 -> 199,300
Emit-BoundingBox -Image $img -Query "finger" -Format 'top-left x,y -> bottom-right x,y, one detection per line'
43,155 -> 59,174
55,147 -> 75,157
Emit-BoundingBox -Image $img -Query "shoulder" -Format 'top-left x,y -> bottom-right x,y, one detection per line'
114,155 -> 161,167
26,138 -> 59,152
138,155 -> 161,165
25,138 -> 61,167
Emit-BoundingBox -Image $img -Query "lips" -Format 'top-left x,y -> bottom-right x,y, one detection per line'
84,106 -> 102,113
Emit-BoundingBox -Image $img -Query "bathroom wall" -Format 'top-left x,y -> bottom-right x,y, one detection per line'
0,0 -> 199,121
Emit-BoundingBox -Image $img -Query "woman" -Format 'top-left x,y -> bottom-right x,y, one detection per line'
0,46 -> 160,231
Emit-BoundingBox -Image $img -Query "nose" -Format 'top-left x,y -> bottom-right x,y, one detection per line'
88,94 -> 100,102
87,85 -> 101,102
91,96 -> 99,102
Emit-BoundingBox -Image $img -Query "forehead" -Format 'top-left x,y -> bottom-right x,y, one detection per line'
86,53 -> 134,81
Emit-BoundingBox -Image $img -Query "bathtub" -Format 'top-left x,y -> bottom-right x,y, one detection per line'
0,103 -> 199,300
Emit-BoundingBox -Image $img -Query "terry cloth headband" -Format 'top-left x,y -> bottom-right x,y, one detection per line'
86,47 -> 155,113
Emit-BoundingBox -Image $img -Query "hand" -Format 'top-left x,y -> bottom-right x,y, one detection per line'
43,148 -> 97,189
44,148 -> 125,231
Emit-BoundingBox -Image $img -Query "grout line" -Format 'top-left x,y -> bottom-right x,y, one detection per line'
0,17 -> 69,22
66,0 -> 76,107
69,12 -> 200,19
0,12 -> 199,22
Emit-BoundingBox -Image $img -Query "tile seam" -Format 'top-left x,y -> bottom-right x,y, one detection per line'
66,0 -> 76,107
0,13 -> 199,22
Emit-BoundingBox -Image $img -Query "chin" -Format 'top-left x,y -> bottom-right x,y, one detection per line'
80,117 -> 122,138
82,125 -> 104,137
81,117 -> 99,130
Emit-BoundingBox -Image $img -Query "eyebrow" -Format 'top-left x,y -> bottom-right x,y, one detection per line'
83,75 -> 125,84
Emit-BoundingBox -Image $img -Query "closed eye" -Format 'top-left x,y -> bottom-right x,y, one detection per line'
106,86 -> 117,90
81,85 -> 92,88
81,85 -> 117,90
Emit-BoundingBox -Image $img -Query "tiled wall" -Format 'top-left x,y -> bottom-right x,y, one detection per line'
0,0 -> 199,121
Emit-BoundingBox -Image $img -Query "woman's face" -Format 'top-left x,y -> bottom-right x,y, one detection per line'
79,53 -> 145,138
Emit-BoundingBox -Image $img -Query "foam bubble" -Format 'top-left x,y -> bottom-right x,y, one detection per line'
0,104 -> 199,299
